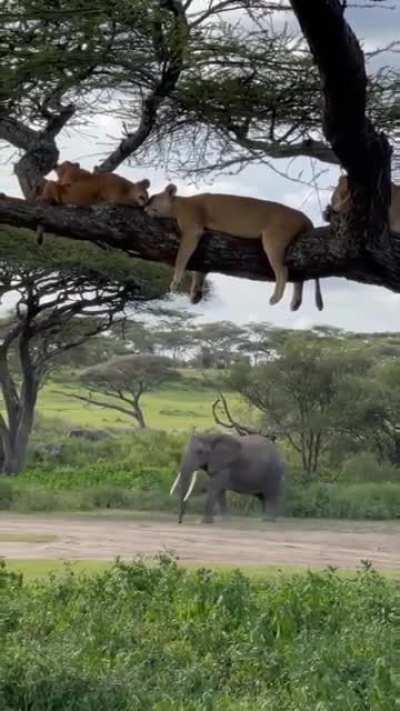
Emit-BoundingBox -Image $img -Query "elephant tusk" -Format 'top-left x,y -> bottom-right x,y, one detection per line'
170,472 -> 181,496
184,470 -> 198,502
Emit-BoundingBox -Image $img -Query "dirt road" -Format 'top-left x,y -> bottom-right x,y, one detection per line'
0,513 -> 399,570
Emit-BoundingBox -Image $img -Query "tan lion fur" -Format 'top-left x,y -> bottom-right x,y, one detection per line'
145,184 -> 323,311
327,174 -> 400,233
38,161 -> 150,208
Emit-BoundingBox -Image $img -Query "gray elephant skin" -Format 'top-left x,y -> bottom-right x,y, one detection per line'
170,433 -> 285,523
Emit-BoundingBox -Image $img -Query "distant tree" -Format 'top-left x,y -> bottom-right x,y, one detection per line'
0,232 -> 169,474
228,334 -> 372,479
150,309 -> 197,362
370,361 -> 400,465
69,354 -> 178,429
192,321 -> 247,369
110,320 -> 159,357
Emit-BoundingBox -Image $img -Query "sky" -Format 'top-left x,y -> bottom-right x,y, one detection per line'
1,1 -> 400,332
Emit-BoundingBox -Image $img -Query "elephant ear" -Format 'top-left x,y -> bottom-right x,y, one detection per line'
208,435 -> 242,471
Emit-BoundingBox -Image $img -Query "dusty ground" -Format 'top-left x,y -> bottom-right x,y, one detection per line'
0,513 -> 399,571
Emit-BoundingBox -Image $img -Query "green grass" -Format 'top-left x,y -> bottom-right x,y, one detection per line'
0,558 -> 399,710
3,559 -> 297,581
39,380 -> 225,430
5,557 -> 400,582
4,559 -> 112,579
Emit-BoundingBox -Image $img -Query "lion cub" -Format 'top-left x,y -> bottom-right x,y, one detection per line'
145,184 -> 323,311
325,174 -> 400,232
38,160 -> 150,208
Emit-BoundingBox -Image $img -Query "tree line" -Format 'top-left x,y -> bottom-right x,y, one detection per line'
91,318 -> 400,479
1,241 -> 399,484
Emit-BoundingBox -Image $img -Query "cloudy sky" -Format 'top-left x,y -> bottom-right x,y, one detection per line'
1,1 -> 400,332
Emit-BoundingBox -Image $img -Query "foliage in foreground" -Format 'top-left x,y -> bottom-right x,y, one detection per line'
0,559 -> 398,710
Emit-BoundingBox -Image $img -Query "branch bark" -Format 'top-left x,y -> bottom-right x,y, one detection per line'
1,0 -> 399,297
1,197 -> 400,293
289,0 -> 392,237
212,392 -> 261,436
2,106 -> 76,200
232,135 -> 339,166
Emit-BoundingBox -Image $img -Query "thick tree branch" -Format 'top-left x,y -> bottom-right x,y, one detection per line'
44,104 -> 76,140
1,197 -> 400,294
289,0 -> 392,240
232,135 -> 339,166
0,117 -> 37,151
1,106 -> 76,200
212,392 -> 261,436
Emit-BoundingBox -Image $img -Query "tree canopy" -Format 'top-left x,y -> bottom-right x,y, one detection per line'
75,354 -> 179,429
0,1 -> 399,299
0,229 -> 171,473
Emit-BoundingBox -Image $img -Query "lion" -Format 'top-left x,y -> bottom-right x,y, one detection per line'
145,184 -> 323,311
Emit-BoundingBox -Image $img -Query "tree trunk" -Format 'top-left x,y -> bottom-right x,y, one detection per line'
133,403 -> 146,429
0,387 -> 37,475
289,0 -> 392,264
2,420 -> 33,475
135,407 -> 147,430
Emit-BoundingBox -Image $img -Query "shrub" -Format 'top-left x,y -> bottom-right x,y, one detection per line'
81,486 -> 135,509
0,561 -> 398,710
12,488 -> 71,512
341,452 -> 400,483
285,481 -> 400,519
27,429 -> 186,473
0,480 -> 14,509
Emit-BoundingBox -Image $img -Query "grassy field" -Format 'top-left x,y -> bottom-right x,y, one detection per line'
4,559 -> 113,579
0,558 -> 398,710
39,379 -> 225,430
2,558 -> 310,581
6,557 -> 398,581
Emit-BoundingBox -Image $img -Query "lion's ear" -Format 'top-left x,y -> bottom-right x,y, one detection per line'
139,178 -> 150,189
166,183 -> 177,197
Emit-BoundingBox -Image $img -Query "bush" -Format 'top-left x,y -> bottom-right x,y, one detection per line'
82,486 -> 135,509
285,481 -> 400,519
0,480 -> 14,509
27,429 -> 186,473
0,560 -> 398,710
341,452 -> 400,483
12,488 -> 76,513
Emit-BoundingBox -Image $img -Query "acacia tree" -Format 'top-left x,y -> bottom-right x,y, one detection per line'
0,1 -> 399,300
228,334 -> 372,478
0,231 -> 169,474
70,355 -> 178,429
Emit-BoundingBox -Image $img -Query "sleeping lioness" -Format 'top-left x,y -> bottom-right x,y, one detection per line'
145,183 -> 323,311
38,161 -> 150,208
325,174 -> 400,232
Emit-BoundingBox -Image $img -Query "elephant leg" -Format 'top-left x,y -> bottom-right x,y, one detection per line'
202,480 -> 224,524
259,494 -> 279,522
217,490 -> 229,519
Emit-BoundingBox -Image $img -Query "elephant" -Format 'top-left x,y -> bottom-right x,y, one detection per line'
170,432 -> 285,524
